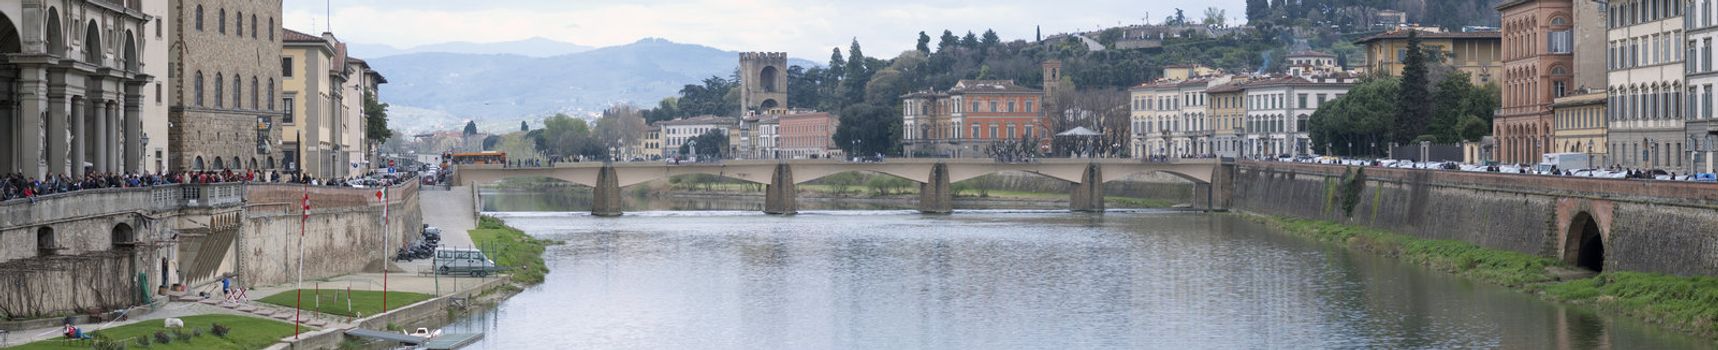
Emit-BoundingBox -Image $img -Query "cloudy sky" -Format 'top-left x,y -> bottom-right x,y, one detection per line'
283,0 -> 1246,58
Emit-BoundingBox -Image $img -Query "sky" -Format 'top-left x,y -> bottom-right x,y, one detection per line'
283,0 -> 1247,59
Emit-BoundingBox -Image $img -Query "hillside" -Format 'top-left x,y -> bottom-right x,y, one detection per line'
370,38 -> 815,133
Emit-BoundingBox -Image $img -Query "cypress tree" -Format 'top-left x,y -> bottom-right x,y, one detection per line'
1396,30 -> 1432,144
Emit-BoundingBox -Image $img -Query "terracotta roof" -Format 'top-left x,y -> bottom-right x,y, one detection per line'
1204,81 -> 1249,94
1288,50 -> 1336,58
656,115 -> 737,126
1355,29 -> 1500,44
282,28 -> 323,43
948,80 -> 1042,94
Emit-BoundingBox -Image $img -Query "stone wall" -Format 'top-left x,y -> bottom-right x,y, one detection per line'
238,182 -> 423,287
1233,161 -> 1718,276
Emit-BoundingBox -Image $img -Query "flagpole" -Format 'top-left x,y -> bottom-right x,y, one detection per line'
380,186 -> 390,313
295,182 -> 307,339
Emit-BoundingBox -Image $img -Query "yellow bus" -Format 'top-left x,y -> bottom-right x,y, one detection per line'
449,151 -> 507,165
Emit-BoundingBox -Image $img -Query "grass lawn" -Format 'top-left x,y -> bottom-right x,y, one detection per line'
256,289 -> 433,318
5,314 -> 299,350
470,216 -> 551,285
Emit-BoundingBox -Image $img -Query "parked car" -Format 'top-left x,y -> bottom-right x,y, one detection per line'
433,248 -> 501,277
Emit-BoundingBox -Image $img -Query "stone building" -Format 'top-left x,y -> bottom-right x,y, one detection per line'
1206,81 -> 1249,158
1496,0 -> 1575,164
1,0 -> 154,178
1355,29 -> 1502,86
1688,0 -> 1718,173
168,0 -> 285,172
141,0 -> 171,173
1242,75 -> 1353,158
658,115 -> 736,158
1606,0 -> 1687,171
738,52 -> 787,115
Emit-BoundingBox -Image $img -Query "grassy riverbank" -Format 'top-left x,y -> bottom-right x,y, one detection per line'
6,315 -> 298,350
470,216 -> 551,285
255,289 -> 433,318
1257,215 -> 1718,339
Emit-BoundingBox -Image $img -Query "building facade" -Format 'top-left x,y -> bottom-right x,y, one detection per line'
1607,0 -> 1687,171
1496,0 -> 1575,164
1130,80 -> 1180,158
141,0 -> 171,174
738,52 -> 787,115
169,0 -> 285,172
341,57 -> 383,173
1243,76 -> 1353,158
659,115 -> 735,158
1688,0 -> 1718,174
1207,82 -> 1248,158
280,29 -> 345,178
899,80 -> 1045,158
779,111 -> 838,159
2,0 -> 154,178
1356,29 -> 1502,85
1552,91 -> 1610,165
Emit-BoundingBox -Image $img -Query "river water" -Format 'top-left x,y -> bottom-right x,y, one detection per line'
444,197 -> 1709,349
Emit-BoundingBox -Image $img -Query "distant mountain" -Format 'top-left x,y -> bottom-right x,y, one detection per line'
349,37 -> 594,59
369,38 -> 818,133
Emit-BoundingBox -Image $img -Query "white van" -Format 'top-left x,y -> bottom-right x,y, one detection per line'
433,248 -> 499,276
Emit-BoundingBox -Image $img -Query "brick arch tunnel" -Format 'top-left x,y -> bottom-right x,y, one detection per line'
1565,211 -> 1605,272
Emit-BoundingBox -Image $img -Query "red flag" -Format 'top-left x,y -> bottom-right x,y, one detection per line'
301,193 -> 311,222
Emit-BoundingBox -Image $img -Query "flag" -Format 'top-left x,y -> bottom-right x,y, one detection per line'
301,192 -> 311,222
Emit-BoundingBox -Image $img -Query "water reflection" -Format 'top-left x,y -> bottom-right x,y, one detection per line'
442,211 -> 1708,349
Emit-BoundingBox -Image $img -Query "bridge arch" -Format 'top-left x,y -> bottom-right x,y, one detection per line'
1099,168 -> 1210,185
1563,211 -> 1606,272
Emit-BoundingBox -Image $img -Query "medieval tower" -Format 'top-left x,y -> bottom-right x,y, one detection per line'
739,52 -> 789,115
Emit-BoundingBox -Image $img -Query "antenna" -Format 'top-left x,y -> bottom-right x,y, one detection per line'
325,0 -> 332,32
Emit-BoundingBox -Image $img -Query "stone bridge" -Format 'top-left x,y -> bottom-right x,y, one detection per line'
455,158 -> 1232,216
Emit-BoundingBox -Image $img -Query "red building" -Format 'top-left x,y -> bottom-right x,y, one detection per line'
778,112 -> 839,159
902,80 -> 1045,157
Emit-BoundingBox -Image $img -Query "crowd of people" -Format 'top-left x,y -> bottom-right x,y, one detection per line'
2,169 -> 416,202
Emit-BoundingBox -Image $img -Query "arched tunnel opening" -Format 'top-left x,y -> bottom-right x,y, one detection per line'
1568,213 -> 1605,273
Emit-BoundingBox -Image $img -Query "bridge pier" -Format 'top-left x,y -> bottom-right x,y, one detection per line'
919,163 -> 953,214
592,165 -> 624,217
1194,160 -> 1236,211
765,163 -> 797,215
1071,163 -> 1104,213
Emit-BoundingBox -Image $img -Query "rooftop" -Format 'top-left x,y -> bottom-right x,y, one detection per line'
656,115 -> 737,126
1355,29 -> 1500,44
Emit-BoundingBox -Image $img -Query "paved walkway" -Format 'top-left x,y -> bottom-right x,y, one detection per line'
1,186 -> 493,349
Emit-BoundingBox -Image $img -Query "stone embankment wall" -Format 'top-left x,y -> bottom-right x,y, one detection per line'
1233,161 -> 1718,276
240,182 -> 424,287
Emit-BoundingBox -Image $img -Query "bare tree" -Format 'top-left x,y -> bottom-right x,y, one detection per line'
1049,88 -> 1131,157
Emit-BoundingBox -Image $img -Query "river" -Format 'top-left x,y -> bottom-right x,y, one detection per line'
442,196 -> 1709,349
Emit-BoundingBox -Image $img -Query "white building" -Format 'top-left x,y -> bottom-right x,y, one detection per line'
657,115 -> 736,157
1607,0 -> 1687,170
1686,0 -> 1718,173
1242,75 -> 1353,158
142,0 -> 171,174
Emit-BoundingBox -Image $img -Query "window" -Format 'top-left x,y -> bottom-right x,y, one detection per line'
1007,101 -> 1016,113
218,9 -> 225,34
971,102 -> 979,113
1554,81 -> 1567,98
232,74 -> 241,109
214,74 -> 224,108
282,57 -> 293,77
1549,30 -> 1572,54
251,77 -> 258,109
154,82 -> 161,104
195,5 -> 203,31
155,18 -> 162,38
267,78 -> 275,110
251,14 -> 258,39
989,101 -> 998,112
194,71 -> 204,106
235,11 -> 242,37
269,18 -> 275,41
1297,94 -> 1308,109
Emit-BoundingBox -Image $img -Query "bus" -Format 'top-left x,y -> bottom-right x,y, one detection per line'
448,151 -> 507,165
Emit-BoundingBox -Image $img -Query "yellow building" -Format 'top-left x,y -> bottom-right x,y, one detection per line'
1161,64 -> 1219,81
1206,81 -> 1248,158
1551,91 -> 1608,166
640,126 -> 663,159
1356,29 -> 1501,85
281,29 -> 347,178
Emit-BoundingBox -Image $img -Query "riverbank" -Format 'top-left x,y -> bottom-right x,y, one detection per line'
470,216 -> 553,286
1251,215 -> 1718,340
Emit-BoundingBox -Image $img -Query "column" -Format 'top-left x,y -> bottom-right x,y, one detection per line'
16,67 -> 45,178
90,99 -> 108,173
124,83 -> 143,173
1071,163 -> 1104,213
764,163 -> 797,215
45,94 -> 68,176
918,163 -> 953,214
70,98 -> 83,175
107,103 -> 121,172
1,98 -> 12,174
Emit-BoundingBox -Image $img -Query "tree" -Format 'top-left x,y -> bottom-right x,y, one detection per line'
980,29 -> 1001,53
462,120 -> 478,137
938,30 -> 959,53
832,104 -> 899,156
786,65 -> 823,109
363,91 -> 392,142
1395,30 -> 1432,144
916,31 -> 932,55
679,129 -> 728,159
1428,72 -> 1475,143
520,120 -> 529,132
960,31 -> 979,49
1166,8 -> 1188,26
838,39 -> 871,109
595,104 -> 649,154
1203,7 -> 1227,26
1311,77 -> 1401,156
1456,115 -> 1490,142
1246,0 -> 1269,23
481,135 -> 502,151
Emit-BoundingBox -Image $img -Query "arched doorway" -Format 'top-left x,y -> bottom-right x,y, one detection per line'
759,98 -> 779,111
111,223 -> 135,249
36,227 -> 56,256
1564,212 -> 1605,272
45,8 -> 64,55
759,66 -> 779,92
83,20 -> 101,64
